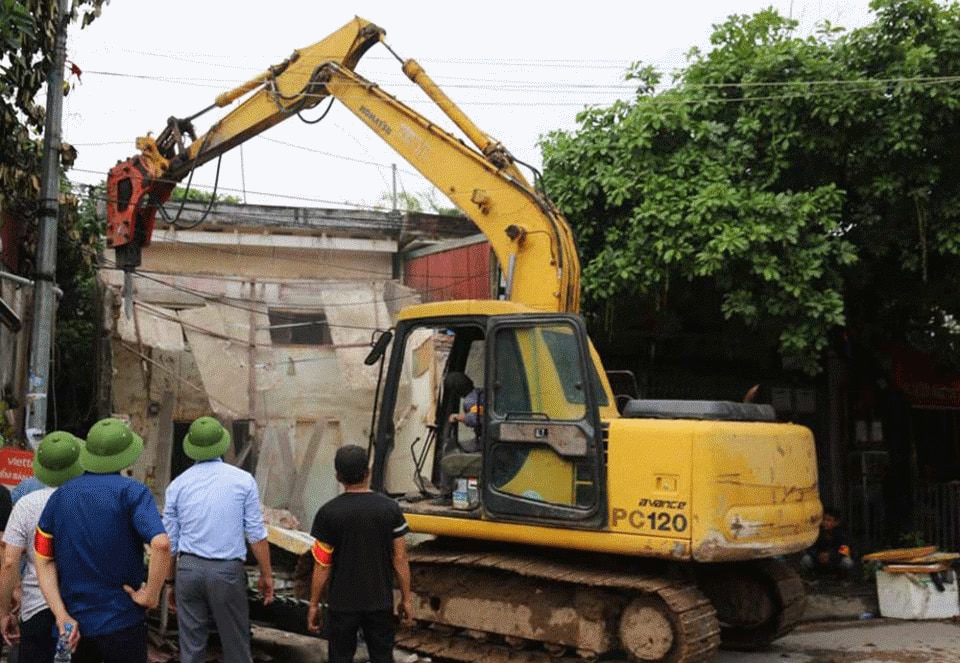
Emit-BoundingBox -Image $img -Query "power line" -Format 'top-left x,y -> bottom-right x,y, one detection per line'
67,167 -> 405,210
79,66 -> 639,91
74,69 -> 634,106
76,62 -> 960,94
69,185 -> 449,235
99,254 -> 488,313
97,46 -> 644,70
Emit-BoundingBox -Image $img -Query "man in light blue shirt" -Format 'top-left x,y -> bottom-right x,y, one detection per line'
11,476 -> 45,504
162,417 -> 273,663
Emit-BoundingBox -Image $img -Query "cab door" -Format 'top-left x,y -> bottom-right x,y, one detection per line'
482,314 -> 605,526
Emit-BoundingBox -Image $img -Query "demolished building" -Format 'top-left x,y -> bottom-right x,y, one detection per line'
98,201 -> 484,525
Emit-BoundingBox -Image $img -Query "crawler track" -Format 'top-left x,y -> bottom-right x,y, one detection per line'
401,540 -> 721,662
697,558 -> 806,651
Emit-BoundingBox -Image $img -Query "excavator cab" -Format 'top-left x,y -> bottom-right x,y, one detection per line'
371,305 -> 606,529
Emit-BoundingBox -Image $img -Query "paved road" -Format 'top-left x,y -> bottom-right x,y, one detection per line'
255,618 -> 960,662
718,618 -> 960,663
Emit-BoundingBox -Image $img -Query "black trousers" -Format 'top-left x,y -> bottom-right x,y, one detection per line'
20,608 -> 56,663
73,622 -> 147,663
327,609 -> 395,663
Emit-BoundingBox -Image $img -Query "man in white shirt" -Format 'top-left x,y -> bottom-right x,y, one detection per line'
0,431 -> 84,662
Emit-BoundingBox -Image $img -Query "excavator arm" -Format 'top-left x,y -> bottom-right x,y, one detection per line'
105,17 -> 580,313
315,61 -> 579,312
106,17 -> 383,270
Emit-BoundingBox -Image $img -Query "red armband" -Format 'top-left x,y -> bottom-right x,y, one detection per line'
34,527 -> 54,560
311,540 -> 333,567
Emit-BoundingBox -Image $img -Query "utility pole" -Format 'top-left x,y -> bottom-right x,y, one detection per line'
392,163 -> 398,212
24,0 -> 70,448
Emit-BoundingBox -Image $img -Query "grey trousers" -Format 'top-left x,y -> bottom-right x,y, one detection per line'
176,554 -> 252,663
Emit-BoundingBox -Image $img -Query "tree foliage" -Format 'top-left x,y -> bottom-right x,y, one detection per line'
52,182 -> 103,434
541,0 -> 960,374
378,189 -> 460,216
0,0 -> 105,220
169,185 -> 241,204
0,0 -> 105,436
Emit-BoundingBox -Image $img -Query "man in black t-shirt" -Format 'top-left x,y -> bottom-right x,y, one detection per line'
307,445 -> 413,663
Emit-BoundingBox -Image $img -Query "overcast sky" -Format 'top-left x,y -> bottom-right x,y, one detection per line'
61,1 -> 875,211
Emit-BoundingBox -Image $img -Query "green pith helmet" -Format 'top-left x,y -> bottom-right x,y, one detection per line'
82,418 -> 144,474
183,416 -> 230,461
33,431 -> 84,487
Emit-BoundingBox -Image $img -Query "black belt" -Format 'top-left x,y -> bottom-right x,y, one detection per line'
179,551 -> 244,563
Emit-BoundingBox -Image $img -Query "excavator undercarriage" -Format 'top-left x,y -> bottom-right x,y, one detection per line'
395,539 -> 804,663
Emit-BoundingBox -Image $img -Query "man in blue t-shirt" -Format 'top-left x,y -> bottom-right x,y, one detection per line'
34,418 -> 171,663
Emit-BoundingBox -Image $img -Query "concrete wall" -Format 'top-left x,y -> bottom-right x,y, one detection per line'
102,268 -> 421,524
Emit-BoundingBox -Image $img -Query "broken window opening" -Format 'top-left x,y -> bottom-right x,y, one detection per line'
267,309 -> 332,346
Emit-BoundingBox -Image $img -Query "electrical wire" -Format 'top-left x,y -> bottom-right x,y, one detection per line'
98,47 -> 643,70
71,184 -> 457,239
98,253 -> 487,316
254,135 -> 422,177
67,167 -> 404,210
75,66 -> 960,98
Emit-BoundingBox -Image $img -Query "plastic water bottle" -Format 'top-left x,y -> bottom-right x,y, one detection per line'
54,623 -> 73,662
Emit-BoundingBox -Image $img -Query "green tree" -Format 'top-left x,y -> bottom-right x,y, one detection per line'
0,0 -> 105,220
0,0 -> 105,437
169,186 -> 241,204
540,0 -> 960,374
51,183 -> 103,435
378,189 -> 460,216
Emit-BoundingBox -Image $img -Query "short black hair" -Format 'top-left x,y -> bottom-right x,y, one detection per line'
335,445 -> 369,485
823,506 -> 841,520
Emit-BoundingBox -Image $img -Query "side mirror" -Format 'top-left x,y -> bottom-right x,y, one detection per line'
364,330 -> 393,366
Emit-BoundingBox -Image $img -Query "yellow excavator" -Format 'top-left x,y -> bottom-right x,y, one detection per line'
106,17 -> 822,663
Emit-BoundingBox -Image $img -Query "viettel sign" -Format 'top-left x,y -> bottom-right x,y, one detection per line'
0,448 -> 34,487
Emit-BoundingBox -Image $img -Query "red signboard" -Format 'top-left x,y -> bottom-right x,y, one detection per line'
0,448 -> 34,487
890,346 -> 960,409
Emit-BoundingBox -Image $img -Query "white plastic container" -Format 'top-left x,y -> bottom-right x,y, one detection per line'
452,477 -> 479,510
876,569 -> 960,619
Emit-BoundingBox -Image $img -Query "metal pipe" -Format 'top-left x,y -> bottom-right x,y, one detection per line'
0,270 -> 63,296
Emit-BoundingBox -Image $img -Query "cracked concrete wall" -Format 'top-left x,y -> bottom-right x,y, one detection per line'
104,278 -> 421,525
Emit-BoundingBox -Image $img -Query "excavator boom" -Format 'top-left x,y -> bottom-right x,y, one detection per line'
105,17 -> 580,312
106,17 -> 382,271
